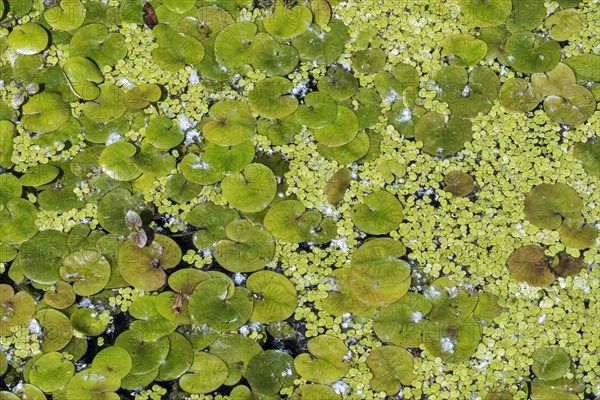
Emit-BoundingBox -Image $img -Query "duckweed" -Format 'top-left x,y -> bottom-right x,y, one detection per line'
0,0 -> 599,399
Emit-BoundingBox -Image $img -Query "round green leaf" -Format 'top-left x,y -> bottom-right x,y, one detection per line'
248,77 -> 299,119
91,346 -> 132,379
543,84 -> 596,126
351,190 -> 404,235
524,183 -> 582,230
0,174 -> 22,205
221,163 -> 277,213
129,296 -> 178,340
441,34 -> 487,67
295,91 -> 338,129
188,202 -> 239,251
20,230 -> 69,284
245,350 -> 297,396
573,138 -> 600,178
546,10 -> 582,41
414,112 -> 473,156
506,245 -> 555,286
532,347 -> 571,381
458,0 -> 512,27
257,115 -> 301,145
425,276 -> 479,323
202,100 -> 256,145
152,25 -> 204,72
118,234 -> 182,291
366,345 -> 416,394
123,84 -> 162,109
69,24 -> 127,67
209,334 -> 263,386
313,106 -> 359,147
35,309 -> 73,352
373,292 -> 433,348
263,200 -> 306,243
180,351 -> 228,394
423,316 -> 482,364
63,57 -> 104,101
499,78 -> 542,112
115,329 -> 170,375
71,307 -> 109,336
60,250 -> 111,296
22,93 -> 71,134
214,22 -> 258,69
263,0 -> 312,39
532,63 -> 577,96
44,0 -> 86,31
99,141 -> 141,181
252,40 -> 299,77
0,285 -> 36,337
349,238 -> 411,306
66,369 -> 120,400
157,332 -> 194,381
506,0 -> 545,32
294,335 -> 350,384
81,84 -> 127,123
188,278 -> 254,331
247,270 -> 297,323
318,65 -> 358,101
43,282 -> 75,310
8,23 -> 48,55
214,219 -> 275,272
504,32 -> 561,73
97,188 -> 149,235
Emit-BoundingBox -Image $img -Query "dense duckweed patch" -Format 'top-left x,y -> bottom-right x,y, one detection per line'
0,0 -> 599,399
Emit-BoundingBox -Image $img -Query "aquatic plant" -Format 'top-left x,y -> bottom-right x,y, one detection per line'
0,0 -> 598,399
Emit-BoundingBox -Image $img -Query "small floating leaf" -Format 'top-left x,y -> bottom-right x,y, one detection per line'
366,345 -> 416,394
499,78 -> 542,113
245,350 -> 297,396
505,0 -> 546,32
248,77 -> 298,119
524,183 -> 582,230
532,63 -> 577,96
440,34 -> 487,67
209,334 -> 263,386
351,190 -> 404,235
215,219 -> 275,273
8,23 -> 48,55
60,250 -> 111,296
532,347 -> 571,381
443,170 -> 475,197
69,24 -> 127,67
458,0 -> 512,27
506,245 -> 555,286
118,234 -> 182,291
414,112 -> 473,156
318,65 -> 358,101
504,32 -> 561,73
294,335 -> 350,384
543,84 -> 596,126
295,91 -> 338,129
349,238 -> 411,306
573,138 -> 600,178
221,163 -> 277,213
313,105 -> 359,147
188,278 -> 253,331
422,317 -> 482,363
545,10 -> 582,41
373,292 -> 432,348
263,0 -> 312,39
247,270 -> 297,322
22,93 -> 71,133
